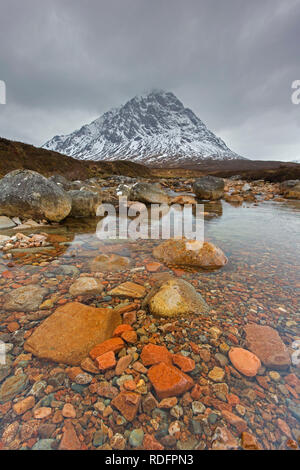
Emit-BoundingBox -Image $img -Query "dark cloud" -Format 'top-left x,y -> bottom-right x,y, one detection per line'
0,0 -> 300,160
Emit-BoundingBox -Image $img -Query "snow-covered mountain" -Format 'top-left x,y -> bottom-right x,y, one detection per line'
43,90 -> 246,166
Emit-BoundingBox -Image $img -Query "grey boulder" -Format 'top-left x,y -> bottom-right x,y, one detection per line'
0,170 -> 72,222
193,176 -> 224,200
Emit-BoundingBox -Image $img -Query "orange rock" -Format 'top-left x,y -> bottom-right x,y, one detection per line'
221,410 -> 247,433
7,322 -> 19,332
90,337 -> 124,360
148,362 -> 194,399
229,347 -> 261,377
152,239 -> 228,270
95,351 -> 116,371
143,434 -> 164,450
140,344 -> 172,366
108,281 -> 146,298
244,323 -> 291,370
172,354 -> 195,372
115,355 -> 132,375
59,421 -> 81,450
115,303 -> 138,314
80,357 -> 99,374
33,407 -> 52,419
113,324 -> 134,337
277,418 -> 292,439
146,262 -> 162,272
123,311 -> 137,325
111,391 -> 141,422
62,403 -> 76,418
12,396 -> 35,415
24,302 -> 121,365
241,432 -> 262,450
66,367 -> 83,381
121,330 -> 137,344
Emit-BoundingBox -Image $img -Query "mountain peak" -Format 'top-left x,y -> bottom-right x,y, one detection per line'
43,91 -> 246,166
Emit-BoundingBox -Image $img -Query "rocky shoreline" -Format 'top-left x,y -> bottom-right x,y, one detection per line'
0,170 -> 299,451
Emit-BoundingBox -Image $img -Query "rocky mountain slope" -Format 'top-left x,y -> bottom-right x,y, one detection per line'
43,90 -> 246,166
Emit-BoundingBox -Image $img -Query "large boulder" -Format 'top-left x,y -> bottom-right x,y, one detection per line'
144,277 -> 209,318
280,180 -> 300,199
24,302 -> 121,365
68,190 -> 101,217
48,174 -> 73,191
153,239 -> 227,270
0,170 -> 71,222
129,182 -> 170,204
193,176 -> 224,200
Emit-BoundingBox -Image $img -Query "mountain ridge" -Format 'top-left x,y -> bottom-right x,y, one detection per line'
43,90 -> 247,167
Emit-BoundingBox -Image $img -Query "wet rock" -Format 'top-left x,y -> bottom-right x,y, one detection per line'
59,421 -> 81,450
111,391 -> 141,422
244,324 -> 291,370
193,176 -> 224,200
90,337 -> 124,360
130,182 -> 170,204
212,426 -> 239,450
172,354 -> 195,372
129,428 -> 144,448
68,190 -> 101,217
229,347 -> 261,377
0,373 -> 28,403
147,362 -> 194,399
108,281 -> 146,298
12,396 -> 35,415
221,410 -> 247,432
140,344 -> 172,366
0,170 -> 71,222
24,302 -> 121,365
280,180 -> 300,199
95,351 -> 116,371
0,216 -> 15,229
32,439 -> 56,450
2,284 -> 48,312
69,277 -> 104,296
144,278 -> 209,318
153,239 -> 227,270
90,253 -> 132,272
208,367 -> 225,382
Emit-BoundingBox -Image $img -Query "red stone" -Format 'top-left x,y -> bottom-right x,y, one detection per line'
147,362 -> 194,399
121,330 -> 137,344
95,351 -> 116,371
229,347 -> 261,377
111,391 -> 141,422
113,324 -> 133,337
89,337 -> 124,360
143,434 -> 164,450
123,311 -> 137,325
241,432 -> 261,450
244,323 -> 291,370
140,344 -> 172,366
172,353 -> 195,372
59,421 -> 81,450
221,410 -> 247,433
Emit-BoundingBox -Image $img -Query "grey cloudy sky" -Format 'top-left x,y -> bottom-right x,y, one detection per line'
0,0 -> 300,161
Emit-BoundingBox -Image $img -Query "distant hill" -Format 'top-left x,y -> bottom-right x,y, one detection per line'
0,137 -> 152,179
43,90 -> 247,166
